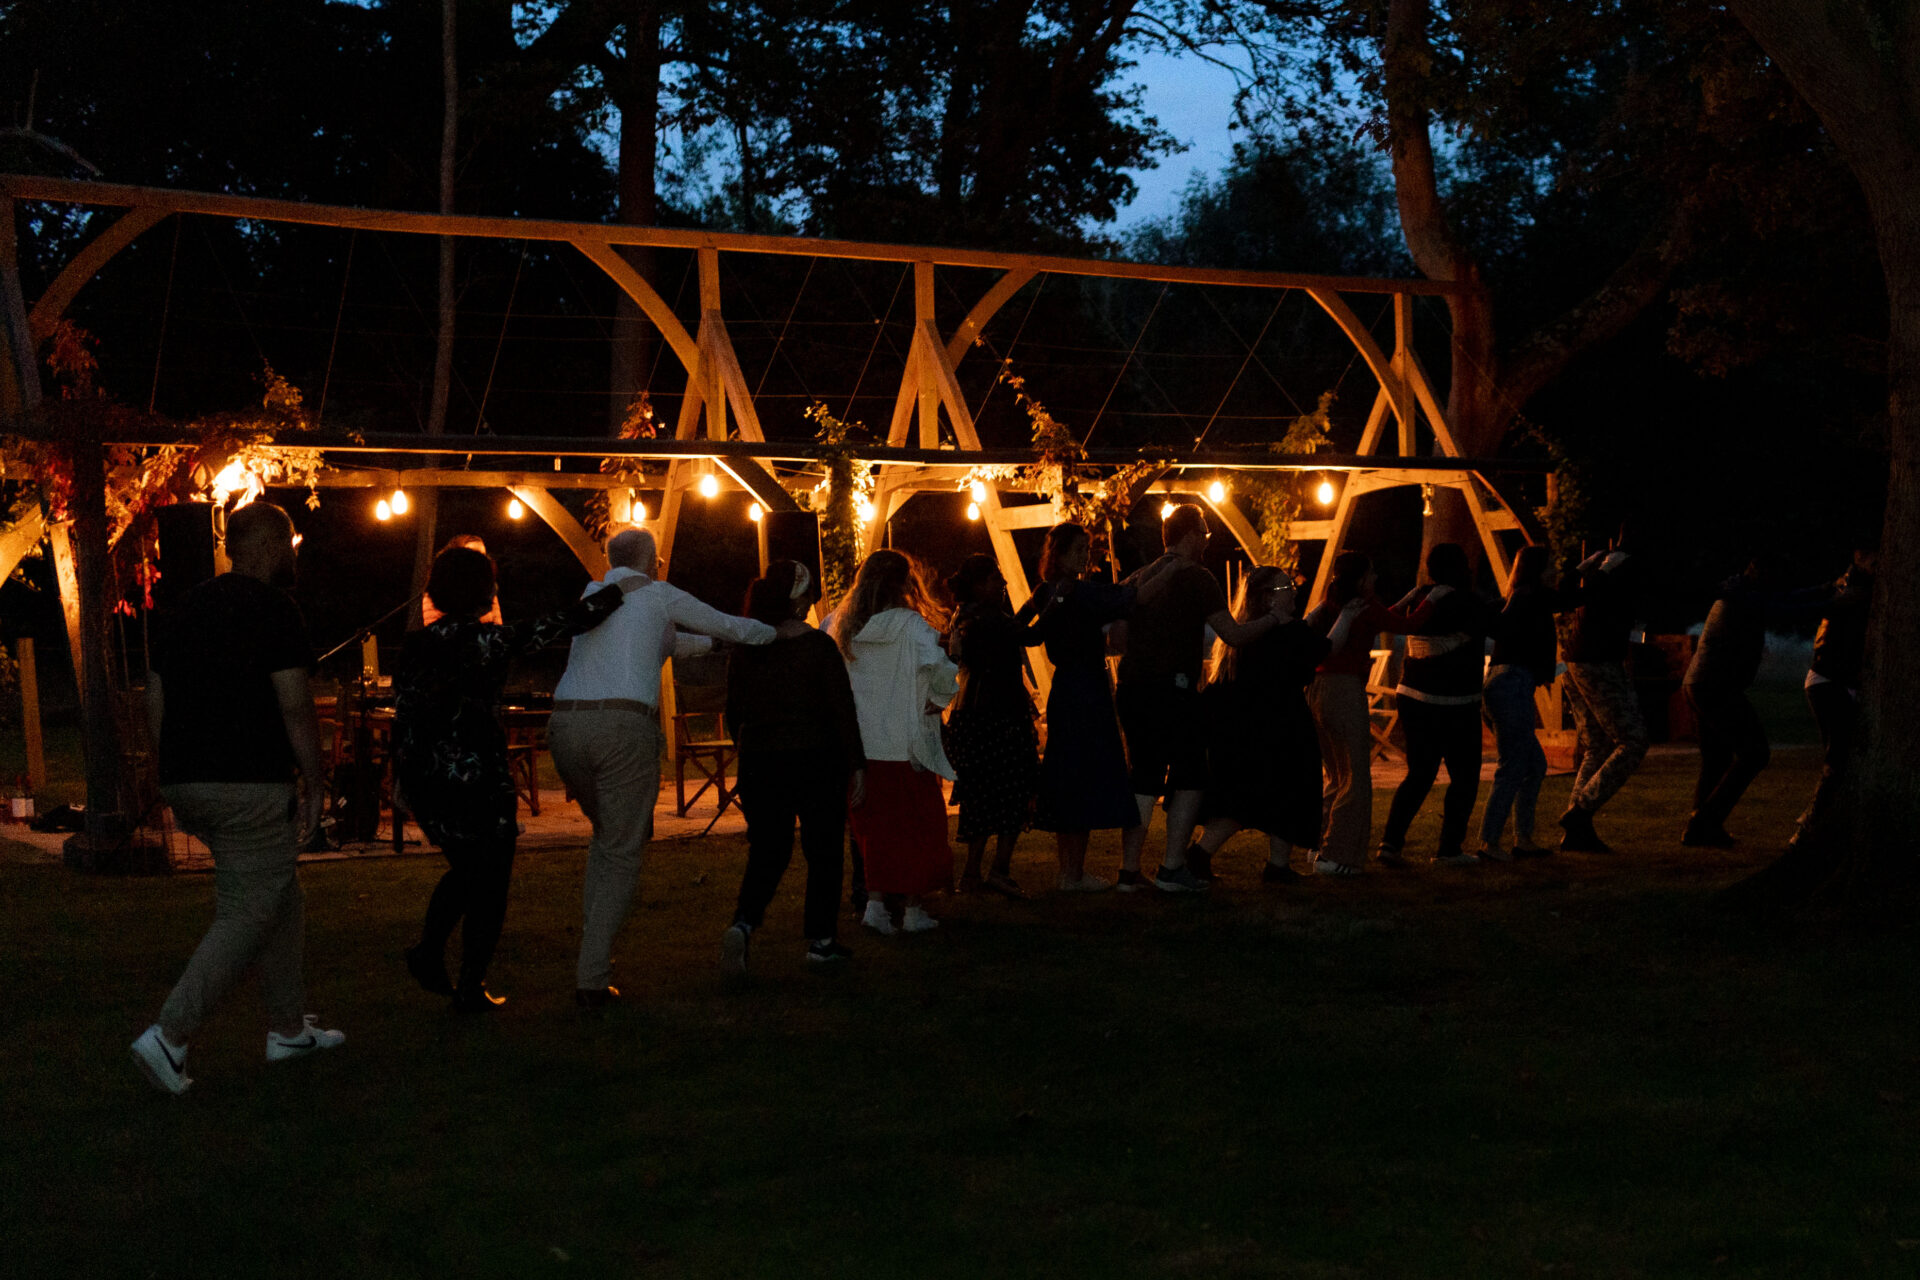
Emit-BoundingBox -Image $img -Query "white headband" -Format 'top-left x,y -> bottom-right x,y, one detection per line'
789,564 -> 813,600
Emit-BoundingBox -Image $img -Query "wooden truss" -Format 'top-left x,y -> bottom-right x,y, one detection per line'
1,177 -> 1544,673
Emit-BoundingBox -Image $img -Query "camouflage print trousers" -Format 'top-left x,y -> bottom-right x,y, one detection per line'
1563,660 -> 1649,814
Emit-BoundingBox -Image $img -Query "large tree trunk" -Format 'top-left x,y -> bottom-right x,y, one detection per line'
411,0 -> 459,607
68,429 -> 127,846
1723,0 -> 1920,908
609,2 -> 662,433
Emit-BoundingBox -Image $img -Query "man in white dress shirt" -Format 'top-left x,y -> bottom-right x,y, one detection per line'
549,527 -> 777,1007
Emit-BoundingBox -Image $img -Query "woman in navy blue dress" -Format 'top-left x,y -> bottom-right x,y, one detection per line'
1015,523 -> 1138,891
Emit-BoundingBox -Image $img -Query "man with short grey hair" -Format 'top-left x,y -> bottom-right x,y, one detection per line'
550,526 -> 776,1008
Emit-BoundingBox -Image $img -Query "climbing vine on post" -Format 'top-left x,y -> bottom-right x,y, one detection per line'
802,402 -> 873,603
585,393 -> 657,542
1236,391 -> 1335,573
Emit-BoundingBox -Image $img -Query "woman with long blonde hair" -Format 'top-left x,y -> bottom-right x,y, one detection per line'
833,549 -> 959,934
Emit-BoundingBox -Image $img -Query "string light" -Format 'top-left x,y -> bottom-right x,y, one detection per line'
390,488 -> 410,516
698,471 -> 720,499
965,502 -> 980,522
1207,479 -> 1227,503
1316,476 -> 1335,506
1421,483 -> 1435,517
856,497 -> 876,524
212,460 -> 248,497
375,499 -> 393,522
969,479 -> 987,504
748,502 -> 764,523
1160,500 -> 1177,520
634,498 -> 648,522
506,498 -> 525,520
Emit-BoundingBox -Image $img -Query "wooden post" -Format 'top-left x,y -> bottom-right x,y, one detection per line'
18,637 -> 44,793
68,428 -> 129,845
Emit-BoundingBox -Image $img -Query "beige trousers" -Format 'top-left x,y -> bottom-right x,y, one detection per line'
549,708 -> 665,990
1309,674 -> 1374,868
157,782 -> 305,1037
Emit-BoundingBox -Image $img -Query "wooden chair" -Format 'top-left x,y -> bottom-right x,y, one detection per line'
673,709 -> 737,817
501,708 -> 548,817
1365,647 -> 1403,762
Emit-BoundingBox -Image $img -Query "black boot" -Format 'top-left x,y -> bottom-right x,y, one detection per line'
1681,817 -> 1736,848
404,943 -> 454,996
1558,807 -> 1614,854
452,982 -> 506,1012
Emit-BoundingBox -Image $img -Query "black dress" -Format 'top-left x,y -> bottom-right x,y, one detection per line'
1017,578 -> 1140,833
1200,620 -> 1331,848
943,602 -> 1040,840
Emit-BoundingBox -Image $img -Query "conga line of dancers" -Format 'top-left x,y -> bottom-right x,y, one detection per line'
129,500 -> 1871,1093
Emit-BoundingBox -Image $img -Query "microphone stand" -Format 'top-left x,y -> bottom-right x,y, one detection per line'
317,593 -> 424,666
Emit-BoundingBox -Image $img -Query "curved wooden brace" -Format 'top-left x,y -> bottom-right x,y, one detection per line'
508,485 -> 608,577
0,496 -> 45,586
27,206 -> 169,342
944,267 -> 1037,367
575,241 -> 701,379
1304,288 -> 1406,426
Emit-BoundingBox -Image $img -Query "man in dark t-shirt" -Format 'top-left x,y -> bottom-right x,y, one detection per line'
129,502 -> 342,1096
1115,503 -> 1287,892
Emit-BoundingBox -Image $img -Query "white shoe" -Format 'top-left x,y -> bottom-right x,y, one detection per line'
901,906 -> 940,933
720,922 -> 750,975
131,1024 -> 192,1095
1315,860 -> 1362,877
266,1015 -> 346,1063
1057,873 -> 1113,892
861,900 -> 896,936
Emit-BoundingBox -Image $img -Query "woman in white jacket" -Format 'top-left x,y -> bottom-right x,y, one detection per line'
831,550 -> 959,934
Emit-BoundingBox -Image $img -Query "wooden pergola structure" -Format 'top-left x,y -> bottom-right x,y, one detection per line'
0,176 -> 1549,842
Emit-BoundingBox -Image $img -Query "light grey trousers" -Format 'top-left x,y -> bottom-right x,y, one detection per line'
549,709 -> 664,990
157,782 -> 305,1038
1309,674 -> 1374,867
1564,661 -> 1650,814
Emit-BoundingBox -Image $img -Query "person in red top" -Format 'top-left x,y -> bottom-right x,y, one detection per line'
1301,552 -> 1413,874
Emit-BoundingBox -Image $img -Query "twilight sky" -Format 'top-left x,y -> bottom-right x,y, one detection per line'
1112,45 -> 1251,231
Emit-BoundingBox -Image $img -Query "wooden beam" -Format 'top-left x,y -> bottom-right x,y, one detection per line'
1,174 -> 1464,297
574,241 -> 700,377
26,206 -> 168,342
945,267 -> 1037,366
0,495 -> 45,583
0,196 -> 40,425
508,486 -> 607,577
1305,289 -> 1406,424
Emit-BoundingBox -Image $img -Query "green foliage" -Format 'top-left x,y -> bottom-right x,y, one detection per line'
1236,391 -> 1335,573
802,403 -> 872,604
584,395 -> 659,544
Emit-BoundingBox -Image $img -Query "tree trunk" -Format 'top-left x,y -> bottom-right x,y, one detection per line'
609,2 -> 662,434
411,0 -> 458,607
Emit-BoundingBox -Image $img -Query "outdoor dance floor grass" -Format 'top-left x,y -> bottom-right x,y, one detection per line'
7,749 -> 1920,1277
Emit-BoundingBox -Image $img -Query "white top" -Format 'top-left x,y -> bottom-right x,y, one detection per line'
552,567 -> 775,706
844,607 -> 959,776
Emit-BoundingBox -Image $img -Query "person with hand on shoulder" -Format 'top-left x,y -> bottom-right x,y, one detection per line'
1554,542 -> 1648,854
719,560 -> 865,973
394,543 -> 641,1011
1479,545 -> 1562,860
943,554 -> 1040,900
834,550 -> 959,936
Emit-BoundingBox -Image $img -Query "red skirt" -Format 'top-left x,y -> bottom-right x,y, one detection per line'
849,760 -> 953,896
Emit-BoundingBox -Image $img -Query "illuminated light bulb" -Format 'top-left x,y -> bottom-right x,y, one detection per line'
1161,500 -> 1177,520
375,499 -> 393,522
634,499 -> 648,522
969,479 -> 987,503
966,502 -> 981,522
212,460 -> 248,497
748,502 -> 764,523
390,488 -> 410,516
507,498 -> 525,520
698,472 -> 720,499
856,498 -> 876,524
291,533 -> 304,550
1316,478 -> 1335,506
1208,479 -> 1227,503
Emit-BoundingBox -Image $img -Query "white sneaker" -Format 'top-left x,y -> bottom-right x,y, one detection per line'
1315,860 -> 1362,877
901,906 -> 940,933
861,900 -> 896,936
720,922 -> 750,975
131,1024 -> 192,1095
266,1015 -> 346,1063
1057,873 -> 1113,892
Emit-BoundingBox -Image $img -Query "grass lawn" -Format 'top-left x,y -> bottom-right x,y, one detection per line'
5,749 -> 1919,1277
